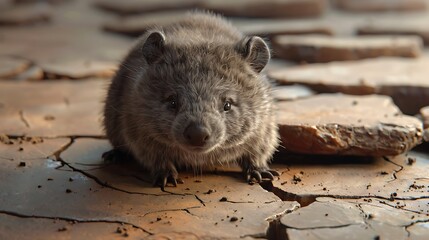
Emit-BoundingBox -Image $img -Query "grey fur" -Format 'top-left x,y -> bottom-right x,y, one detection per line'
103,12 -> 279,188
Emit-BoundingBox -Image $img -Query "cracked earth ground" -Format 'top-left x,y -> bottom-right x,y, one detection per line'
1,0 -> 429,239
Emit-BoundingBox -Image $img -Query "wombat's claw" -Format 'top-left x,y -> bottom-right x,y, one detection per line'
153,172 -> 181,191
102,149 -> 121,163
267,169 -> 280,177
247,169 -> 279,183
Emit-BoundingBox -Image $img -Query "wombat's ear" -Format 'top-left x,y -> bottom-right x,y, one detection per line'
237,36 -> 270,73
142,31 -> 165,64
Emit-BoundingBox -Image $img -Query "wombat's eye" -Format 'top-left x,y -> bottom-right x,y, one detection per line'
166,95 -> 177,110
224,101 -> 231,111
169,99 -> 177,109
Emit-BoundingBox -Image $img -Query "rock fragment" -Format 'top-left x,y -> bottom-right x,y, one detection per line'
14,0 -> 69,4
13,65 -> 44,81
234,19 -> 333,39
104,12 -> 333,38
333,0 -> 427,12
103,11 -> 188,37
94,0 -> 198,15
276,94 -> 422,156
269,57 -> 429,114
272,85 -> 315,101
0,57 -> 30,79
280,198 -> 428,240
201,0 -> 326,18
0,4 -> 51,25
357,23 -> 429,46
281,199 -> 364,229
272,35 -> 422,63
39,60 -> 118,79
420,106 -> 429,129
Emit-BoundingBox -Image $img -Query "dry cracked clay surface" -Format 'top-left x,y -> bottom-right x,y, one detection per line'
2,0 -> 429,239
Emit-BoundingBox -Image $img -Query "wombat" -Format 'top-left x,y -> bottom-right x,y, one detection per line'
103,12 -> 279,189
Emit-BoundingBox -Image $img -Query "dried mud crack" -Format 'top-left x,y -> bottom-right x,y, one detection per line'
0,210 -> 153,235
18,110 -> 30,128
382,156 -> 404,182
405,219 -> 429,237
261,180 -> 429,207
142,207 -> 201,218
50,137 -> 193,197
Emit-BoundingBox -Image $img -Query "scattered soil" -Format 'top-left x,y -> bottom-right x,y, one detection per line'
407,157 -> 416,165
57,226 -> 68,232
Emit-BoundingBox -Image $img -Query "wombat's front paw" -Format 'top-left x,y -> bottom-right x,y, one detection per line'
245,168 -> 280,183
153,166 -> 183,190
102,149 -> 123,163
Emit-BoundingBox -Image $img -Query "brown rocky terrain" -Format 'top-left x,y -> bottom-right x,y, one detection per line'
1,0 -> 429,239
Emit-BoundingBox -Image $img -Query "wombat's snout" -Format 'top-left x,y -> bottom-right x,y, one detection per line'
184,123 -> 210,147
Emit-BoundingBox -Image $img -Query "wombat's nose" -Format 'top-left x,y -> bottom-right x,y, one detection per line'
184,124 -> 210,147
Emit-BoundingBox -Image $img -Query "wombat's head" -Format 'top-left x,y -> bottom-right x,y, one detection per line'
134,31 -> 271,154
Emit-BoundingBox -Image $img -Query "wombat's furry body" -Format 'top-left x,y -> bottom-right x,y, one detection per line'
103,12 -> 279,189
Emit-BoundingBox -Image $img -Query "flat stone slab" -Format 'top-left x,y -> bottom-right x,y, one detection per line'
0,57 -> 30,79
333,0 -> 427,12
40,60 -> 118,79
269,57 -> 429,115
233,19 -> 333,39
12,65 -> 44,81
0,57 -> 85,81
0,26 -> 131,69
201,0 -> 326,18
95,0 -> 198,15
272,85 -> 315,101
0,80 -> 105,136
358,23 -> 429,46
272,35 -> 422,63
104,11 -> 333,38
276,94 -> 422,156
103,11 -> 188,37
97,0 -> 325,18
0,4 -> 51,26
277,197 -> 429,240
0,137 -> 299,239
